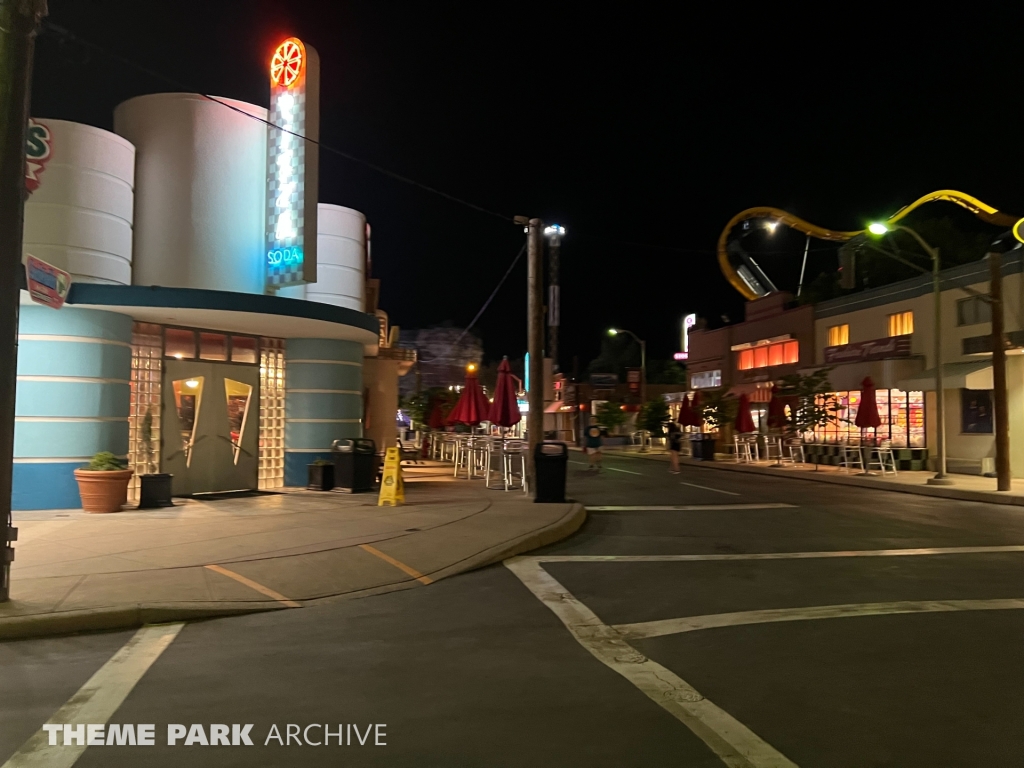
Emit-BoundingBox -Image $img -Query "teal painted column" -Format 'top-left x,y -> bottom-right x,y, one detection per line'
13,306 -> 133,509
284,338 -> 364,486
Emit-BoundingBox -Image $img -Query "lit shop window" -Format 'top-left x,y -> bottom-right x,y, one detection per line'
827,324 -> 849,346
737,340 -> 799,370
888,311 -> 914,337
806,389 -> 925,448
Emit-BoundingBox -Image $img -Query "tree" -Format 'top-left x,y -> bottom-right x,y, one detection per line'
777,368 -> 842,438
594,400 -> 628,432
647,359 -> 687,385
696,388 -> 737,433
587,333 -> 641,381
638,398 -> 671,436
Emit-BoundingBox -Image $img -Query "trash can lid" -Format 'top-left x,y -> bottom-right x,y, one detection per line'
537,441 -> 567,456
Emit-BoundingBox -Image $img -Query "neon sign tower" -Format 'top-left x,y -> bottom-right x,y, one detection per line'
265,36 -> 320,288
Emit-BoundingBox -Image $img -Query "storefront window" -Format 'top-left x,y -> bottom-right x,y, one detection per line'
808,388 -> 924,448
171,377 -> 204,467
231,335 -> 258,364
225,379 -> 254,464
737,340 -> 799,370
199,332 -> 228,361
165,328 -> 196,360
961,389 -> 993,434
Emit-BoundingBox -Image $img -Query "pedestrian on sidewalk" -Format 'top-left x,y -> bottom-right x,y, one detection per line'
585,425 -> 603,471
667,422 -> 682,474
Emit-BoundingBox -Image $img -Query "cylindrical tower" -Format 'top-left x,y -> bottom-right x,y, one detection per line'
22,119 -> 135,285
305,204 -> 366,310
113,93 -> 268,294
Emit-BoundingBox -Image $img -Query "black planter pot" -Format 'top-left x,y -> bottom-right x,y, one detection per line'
308,463 -> 335,491
138,473 -> 174,508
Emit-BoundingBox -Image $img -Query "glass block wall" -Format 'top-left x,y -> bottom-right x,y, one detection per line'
127,322 -> 163,502
259,338 -> 286,489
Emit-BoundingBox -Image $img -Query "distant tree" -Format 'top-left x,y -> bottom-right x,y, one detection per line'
647,360 -> 687,385
594,400 -> 628,432
696,388 -> 737,433
587,333 -> 641,381
638,398 -> 671,436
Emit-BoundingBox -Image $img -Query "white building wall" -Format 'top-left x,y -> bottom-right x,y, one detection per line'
23,119 -> 135,285
306,204 -> 366,311
114,93 -> 268,294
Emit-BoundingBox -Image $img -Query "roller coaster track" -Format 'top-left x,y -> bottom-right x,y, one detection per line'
717,189 -> 1023,300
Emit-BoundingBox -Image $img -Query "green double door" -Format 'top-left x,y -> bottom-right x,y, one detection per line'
162,360 -> 260,496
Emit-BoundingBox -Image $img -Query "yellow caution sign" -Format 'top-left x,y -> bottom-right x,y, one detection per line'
378,446 -> 405,507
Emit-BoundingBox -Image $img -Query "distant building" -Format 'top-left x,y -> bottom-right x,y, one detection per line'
398,326 -> 483,396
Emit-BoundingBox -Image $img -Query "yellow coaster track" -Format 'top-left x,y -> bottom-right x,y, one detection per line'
717,190 -> 1022,300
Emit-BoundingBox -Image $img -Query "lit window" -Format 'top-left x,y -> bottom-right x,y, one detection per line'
165,328 -> 196,360
827,324 -> 849,346
768,343 -> 784,367
738,349 -> 754,370
783,340 -> 799,364
753,346 -> 769,369
888,311 -> 913,337
198,332 -> 227,361
231,336 -> 259,364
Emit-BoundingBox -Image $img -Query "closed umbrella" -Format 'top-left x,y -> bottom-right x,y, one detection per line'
677,394 -> 693,427
427,400 -> 448,429
688,390 -> 703,428
447,367 -> 491,427
734,392 -> 756,433
855,376 -> 882,434
767,385 -> 788,429
487,357 -> 522,427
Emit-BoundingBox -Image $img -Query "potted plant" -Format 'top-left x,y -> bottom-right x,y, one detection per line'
308,458 -> 335,491
74,452 -> 134,513
137,409 -> 173,508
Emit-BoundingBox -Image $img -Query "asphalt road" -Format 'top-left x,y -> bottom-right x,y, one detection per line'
3,454 -> 1024,767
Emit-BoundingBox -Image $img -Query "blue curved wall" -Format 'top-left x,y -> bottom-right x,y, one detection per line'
13,306 -> 133,509
284,338 -> 364,486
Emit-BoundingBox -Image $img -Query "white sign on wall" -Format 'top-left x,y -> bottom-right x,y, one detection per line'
690,370 -> 721,389
265,37 -> 320,289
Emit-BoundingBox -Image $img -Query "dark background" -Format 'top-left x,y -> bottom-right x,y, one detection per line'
29,2 -> 1024,369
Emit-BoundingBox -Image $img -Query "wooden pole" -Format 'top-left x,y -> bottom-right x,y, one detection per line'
989,250 -> 1011,491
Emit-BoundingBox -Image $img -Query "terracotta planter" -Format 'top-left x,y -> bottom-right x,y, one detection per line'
74,468 -> 134,513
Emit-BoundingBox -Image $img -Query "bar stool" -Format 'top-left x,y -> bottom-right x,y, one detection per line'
839,442 -> 864,473
764,436 -> 784,463
734,434 -> 758,463
468,437 -> 489,479
453,435 -> 472,478
503,439 -> 528,493
783,438 -> 805,465
484,438 -> 506,489
866,439 -> 898,475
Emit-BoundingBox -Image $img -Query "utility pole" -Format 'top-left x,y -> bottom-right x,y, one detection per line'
928,246 -> 952,485
544,225 -> 564,371
988,240 -> 1013,491
520,217 -> 545,493
0,0 -> 48,602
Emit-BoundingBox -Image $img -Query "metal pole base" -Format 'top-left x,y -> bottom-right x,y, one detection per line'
927,476 -> 955,486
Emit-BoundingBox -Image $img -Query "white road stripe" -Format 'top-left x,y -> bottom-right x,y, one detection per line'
615,599 -> 1024,640
605,466 -> 642,475
679,480 -> 741,496
505,557 -> 799,767
2,623 -> 184,768
588,504 -> 795,512
527,544 -> 1024,564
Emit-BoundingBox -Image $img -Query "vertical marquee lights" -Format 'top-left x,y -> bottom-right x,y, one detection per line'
265,36 -> 320,288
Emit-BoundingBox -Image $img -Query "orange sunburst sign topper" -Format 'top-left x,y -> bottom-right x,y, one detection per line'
270,38 -> 305,88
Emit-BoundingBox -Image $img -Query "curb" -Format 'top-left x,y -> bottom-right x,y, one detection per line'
599,449 -> 1024,508
0,503 -> 586,642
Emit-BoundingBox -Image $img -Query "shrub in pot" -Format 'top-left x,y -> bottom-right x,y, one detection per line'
308,458 -> 335,491
74,452 -> 134,514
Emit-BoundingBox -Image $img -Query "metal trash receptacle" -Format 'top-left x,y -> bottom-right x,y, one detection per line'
691,433 -> 716,461
534,441 -> 568,503
332,438 -> 377,492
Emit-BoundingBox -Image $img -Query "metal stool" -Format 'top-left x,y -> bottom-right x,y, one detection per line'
734,434 -> 758,463
783,439 -> 805,464
502,439 -> 528,493
839,443 -> 864,473
866,440 -> 898,475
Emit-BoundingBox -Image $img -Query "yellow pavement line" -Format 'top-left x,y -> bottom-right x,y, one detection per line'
204,564 -> 301,608
359,544 -> 433,585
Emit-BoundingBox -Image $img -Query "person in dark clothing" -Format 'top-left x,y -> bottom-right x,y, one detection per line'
667,422 -> 682,474
585,425 -> 603,471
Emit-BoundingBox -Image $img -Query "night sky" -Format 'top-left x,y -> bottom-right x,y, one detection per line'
29,2 -> 1024,369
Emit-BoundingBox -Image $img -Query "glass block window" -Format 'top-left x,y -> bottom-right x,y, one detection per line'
259,338 -> 286,489
128,323 -> 163,502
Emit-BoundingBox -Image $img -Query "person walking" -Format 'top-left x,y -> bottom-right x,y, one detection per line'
667,421 -> 682,474
585,424 -> 603,471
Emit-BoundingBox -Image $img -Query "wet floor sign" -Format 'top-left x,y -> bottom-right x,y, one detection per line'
378,446 -> 405,506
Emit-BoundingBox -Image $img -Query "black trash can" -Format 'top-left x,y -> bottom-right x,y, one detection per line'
691,433 -> 717,461
332,438 -> 377,492
534,441 -> 568,503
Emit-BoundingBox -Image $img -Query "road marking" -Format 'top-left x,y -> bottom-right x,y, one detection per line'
505,557 -> 798,767
568,460 -> 590,466
2,623 -> 184,768
605,466 -> 642,475
360,544 -> 433,585
588,504 -> 795,512
679,480 -> 741,496
204,564 -> 301,607
526,544 -> 1024,564
615,598 -> 1024,640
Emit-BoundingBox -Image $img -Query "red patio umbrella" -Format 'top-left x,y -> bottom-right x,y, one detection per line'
767,385 -> 788,429
427,400 -> 448,429
688,390 -> 703,428
447,367 -> 491,426
855,376 -> 882,433
734,392 -> 756,433
487,357 -> 522,427
677,394 -> 693,427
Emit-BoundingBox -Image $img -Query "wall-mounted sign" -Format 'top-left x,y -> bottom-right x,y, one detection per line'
589,373 -> 618,389
25,119 -> 52,195
678,312 -> 696,360
823,334 -> 912,364
690,369 -> 721,389
265,37 -> 320,289
25,255 -> 71,309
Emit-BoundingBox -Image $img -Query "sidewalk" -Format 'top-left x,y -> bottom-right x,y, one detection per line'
0,462 -> 584,640
585,446 -> 1024,508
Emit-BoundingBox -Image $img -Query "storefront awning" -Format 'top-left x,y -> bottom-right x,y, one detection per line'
817,357 -> 925,391
897,361 -> 993,391
727,383 -> 773,403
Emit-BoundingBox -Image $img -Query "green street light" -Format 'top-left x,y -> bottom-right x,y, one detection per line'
868,222 -> 889,235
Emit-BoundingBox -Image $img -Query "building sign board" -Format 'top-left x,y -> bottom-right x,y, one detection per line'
589,373 -> 618,388
265,37 -> 320,289
25,119 -> 52,195
823,335 -> 912,364
677,312 -> 696,360
25,255 -> 71,309
690,369 -> 721,389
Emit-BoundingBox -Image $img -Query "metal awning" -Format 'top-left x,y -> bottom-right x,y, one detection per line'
897,361 -> 993,391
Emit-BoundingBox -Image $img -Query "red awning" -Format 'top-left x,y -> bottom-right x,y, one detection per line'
728,383 -> 773,403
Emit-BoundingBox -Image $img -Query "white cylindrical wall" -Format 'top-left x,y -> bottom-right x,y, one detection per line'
113,93 -> 267,294
23,119 -> 135,285
306,204 -> 366,311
